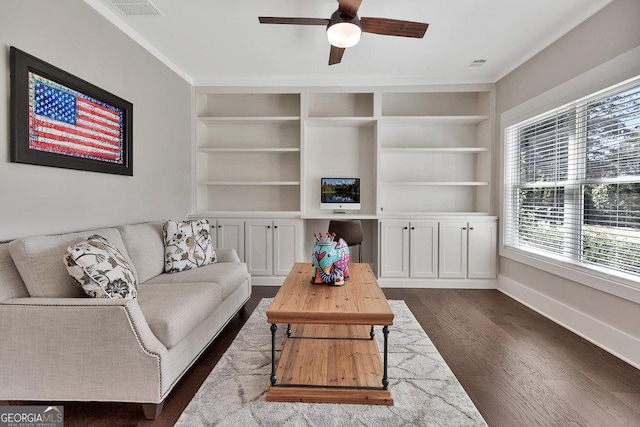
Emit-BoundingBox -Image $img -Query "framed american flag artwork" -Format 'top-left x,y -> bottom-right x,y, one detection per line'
10,47 -> 133,175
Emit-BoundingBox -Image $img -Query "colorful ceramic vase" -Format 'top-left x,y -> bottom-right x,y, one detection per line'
311,233 -> 350,286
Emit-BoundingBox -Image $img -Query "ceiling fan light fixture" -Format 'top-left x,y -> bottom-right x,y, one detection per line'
327,11 -> 361,48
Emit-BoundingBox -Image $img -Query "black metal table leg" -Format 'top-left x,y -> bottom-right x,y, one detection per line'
370,325 -> 375,340
382,325 -> 389,390
287,323 -> 291,337
270,323 -> 277,386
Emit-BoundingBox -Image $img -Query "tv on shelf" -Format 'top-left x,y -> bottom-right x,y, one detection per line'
320,178 -> 361,212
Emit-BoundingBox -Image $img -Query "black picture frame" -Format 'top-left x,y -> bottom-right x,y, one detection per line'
10,46 -> 133,175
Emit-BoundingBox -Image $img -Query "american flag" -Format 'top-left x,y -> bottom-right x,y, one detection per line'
29,73 -> 124,164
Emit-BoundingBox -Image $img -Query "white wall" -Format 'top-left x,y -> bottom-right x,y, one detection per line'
0,0 -> 193,240
497,0 -> 640,113
496,0 -> 640,367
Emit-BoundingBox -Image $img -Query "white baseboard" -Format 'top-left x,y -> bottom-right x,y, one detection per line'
378,278 -> 497,289
251,276 -> 286,287
498,275 -> 640,370
252,275 -> 497,289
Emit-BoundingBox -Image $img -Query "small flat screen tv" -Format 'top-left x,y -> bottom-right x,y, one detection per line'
320,178 -> 361,211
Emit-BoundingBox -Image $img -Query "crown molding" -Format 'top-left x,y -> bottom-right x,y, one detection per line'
83,0 -> 194,85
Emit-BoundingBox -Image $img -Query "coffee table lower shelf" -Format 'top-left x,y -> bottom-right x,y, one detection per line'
266,324 -> 393,405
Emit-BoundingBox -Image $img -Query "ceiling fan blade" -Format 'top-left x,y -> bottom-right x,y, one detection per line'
329,45 -> 346,65
360,17 -> 429,38
338,0 -> 362,17
258,17 -> 330,26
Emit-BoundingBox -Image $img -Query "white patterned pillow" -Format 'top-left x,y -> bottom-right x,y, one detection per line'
64,235 -> 137,299
163,219 -> 217,273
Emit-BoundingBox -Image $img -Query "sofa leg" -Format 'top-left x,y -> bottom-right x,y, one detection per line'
142,401 -> 164,419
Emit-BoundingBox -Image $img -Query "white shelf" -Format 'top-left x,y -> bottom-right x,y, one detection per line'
301,213 -> 379,220
305,117 -> 376,127
190,211 -> 496,220
190,211 -> 302,219
197,147 -> 300,153
379,212 -> 494,218
381,181 -> 490,186
199,181 -> 300,186
380,115 -> 489,125
381,147 -> 489,153
198,116 -> 300,125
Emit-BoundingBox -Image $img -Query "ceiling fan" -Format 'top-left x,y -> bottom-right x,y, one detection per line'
258,0 -> 429,65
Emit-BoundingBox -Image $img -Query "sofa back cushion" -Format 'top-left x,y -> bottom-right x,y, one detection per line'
8,228 -> 137,298
0,243 -> 29,301
117,222 -> 165,283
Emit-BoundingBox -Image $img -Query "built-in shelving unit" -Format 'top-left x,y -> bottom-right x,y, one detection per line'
195,93 -> 301,216
193,87 -> 493,218
303,92 -> 377,218
378,90 -> 492,216
192,86 -> 495,284
194,88 -> 493,218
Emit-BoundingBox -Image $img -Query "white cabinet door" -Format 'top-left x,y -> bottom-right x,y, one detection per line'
410,221 -> 439,278
468,220 -> 497,278
215,219 -> 245,261
273,219 -> 302,276
380,221 -> 409,278
439,221 -> 468,279
245,220 -> 273,276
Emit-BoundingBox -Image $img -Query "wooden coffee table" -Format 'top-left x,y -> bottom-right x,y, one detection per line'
265,262 -> 394,405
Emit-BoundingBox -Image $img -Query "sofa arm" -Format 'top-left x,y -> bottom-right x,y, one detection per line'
0,297 -> 168,403
216,248 -> 241,263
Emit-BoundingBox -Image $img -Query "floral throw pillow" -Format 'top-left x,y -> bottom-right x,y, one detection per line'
163,219 -> 217,274
64,235 -> 137,299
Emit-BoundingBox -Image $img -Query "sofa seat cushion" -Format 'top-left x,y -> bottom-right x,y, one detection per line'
136,282 -> 222,348
144,262 -> 249,300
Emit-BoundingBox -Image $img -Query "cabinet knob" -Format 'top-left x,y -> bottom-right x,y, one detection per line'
274,225 -> 278,229
403,226 -> 408,230
469,227 -> 474,230
462,227 -> 467,230
411,227 -> 415,230
267,225 -> 271,229
218,225 -> 221,228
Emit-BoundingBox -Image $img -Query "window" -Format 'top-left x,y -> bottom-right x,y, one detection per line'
505,77 -> 640,284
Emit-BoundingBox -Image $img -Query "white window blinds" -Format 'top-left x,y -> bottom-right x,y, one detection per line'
505,76 -> 640,283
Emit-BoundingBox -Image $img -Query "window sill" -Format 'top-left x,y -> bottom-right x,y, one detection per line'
499,246 -> 640,305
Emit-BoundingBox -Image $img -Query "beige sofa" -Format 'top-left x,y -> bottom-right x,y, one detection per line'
0,221 -> 251,419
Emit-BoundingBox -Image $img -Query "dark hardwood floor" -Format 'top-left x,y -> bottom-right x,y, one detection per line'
3,287 -> 640,426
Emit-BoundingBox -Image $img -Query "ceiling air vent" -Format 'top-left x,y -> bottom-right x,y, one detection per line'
467,59 -> 487,68
106,0 -> 162,16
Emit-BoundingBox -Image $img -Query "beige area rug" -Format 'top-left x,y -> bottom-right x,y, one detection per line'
177,299 -> 486,426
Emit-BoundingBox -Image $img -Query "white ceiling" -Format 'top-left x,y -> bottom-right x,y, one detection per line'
86,0 -> 613,87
